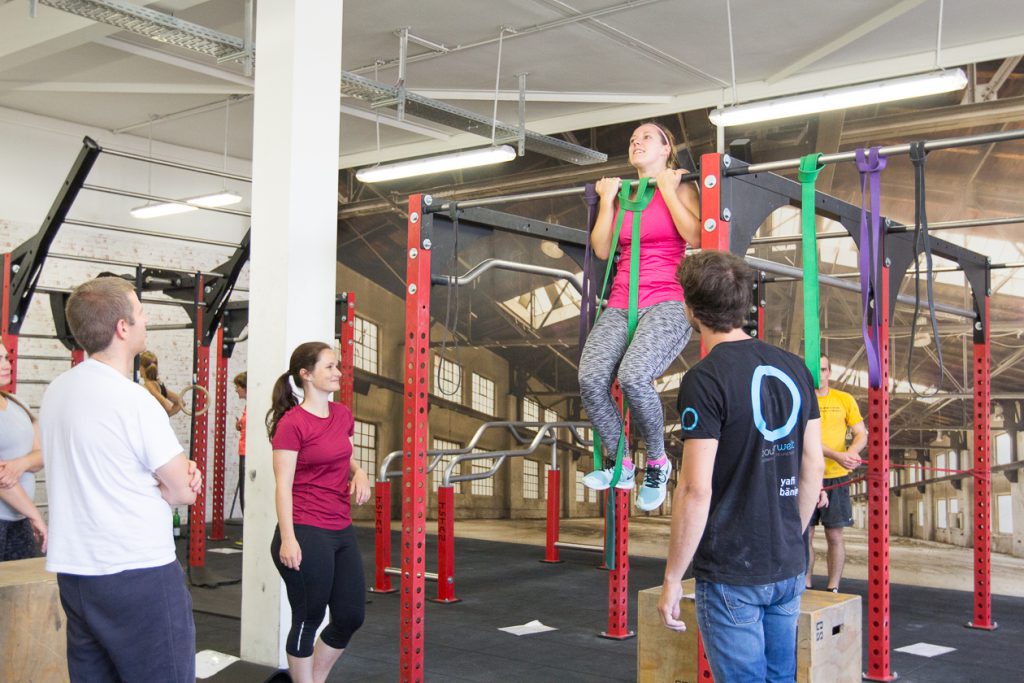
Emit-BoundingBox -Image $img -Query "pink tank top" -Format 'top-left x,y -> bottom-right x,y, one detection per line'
606,189 -> 687,309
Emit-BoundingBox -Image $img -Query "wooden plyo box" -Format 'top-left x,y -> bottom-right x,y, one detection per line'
0,557 -> 69,683
638,580 -> 861,683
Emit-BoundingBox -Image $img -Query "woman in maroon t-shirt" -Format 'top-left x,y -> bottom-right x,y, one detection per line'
266,341 -> 371,683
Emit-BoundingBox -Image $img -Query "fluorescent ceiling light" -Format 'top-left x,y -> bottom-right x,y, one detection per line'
356,145 -> 517,183
709,69 -> 968,127
187,191 -> 243,208
130,191 -> 243,219
130,202 -> 197,219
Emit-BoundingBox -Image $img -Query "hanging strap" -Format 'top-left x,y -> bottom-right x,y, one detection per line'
589,177 -> 653,569
907,141 -> 944,394
591,177 -> 654,480
855,147 -> 886,389
798,154 -> 824,389
578,183 -> 600,355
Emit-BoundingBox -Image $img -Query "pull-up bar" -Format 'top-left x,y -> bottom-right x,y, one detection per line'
745,256 -> 977,319
434,128 -> 1024,214
431,258 -> 583,293
735,128 -> 1024,175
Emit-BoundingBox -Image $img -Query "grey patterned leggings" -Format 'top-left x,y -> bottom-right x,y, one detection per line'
578,300 -> 692,462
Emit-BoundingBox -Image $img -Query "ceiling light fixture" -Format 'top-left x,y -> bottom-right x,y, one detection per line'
355,144 -> 517,184
709,69 -> 968,127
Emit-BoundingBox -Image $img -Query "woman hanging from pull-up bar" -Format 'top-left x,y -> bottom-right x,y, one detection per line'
579,121 -> 701,511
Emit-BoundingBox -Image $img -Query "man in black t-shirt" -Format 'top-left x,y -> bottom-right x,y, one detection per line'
657,250 -> 825,683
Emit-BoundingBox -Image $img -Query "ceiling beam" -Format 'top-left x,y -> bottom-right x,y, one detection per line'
407,89 -> 672,104
95,36 -> 254,87
841,93 -> 1024,144
766,0 -> 928,84
0,80 -> 252,94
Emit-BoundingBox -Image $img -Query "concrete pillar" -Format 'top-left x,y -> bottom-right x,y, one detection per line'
240,0 -> 343,667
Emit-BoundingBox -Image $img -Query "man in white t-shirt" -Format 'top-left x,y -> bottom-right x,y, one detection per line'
40,276 -> 202,683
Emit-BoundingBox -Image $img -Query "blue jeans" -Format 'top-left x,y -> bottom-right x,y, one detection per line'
696,573 -> 804,683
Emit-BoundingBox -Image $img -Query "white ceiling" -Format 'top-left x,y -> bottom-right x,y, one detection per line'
1,0 -> 1023,169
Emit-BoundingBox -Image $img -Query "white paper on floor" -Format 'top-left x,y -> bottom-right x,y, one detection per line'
894,642 -> 957,658
195,649 -> 239,678
498,619 -> 558,636
208,548 -> 243,555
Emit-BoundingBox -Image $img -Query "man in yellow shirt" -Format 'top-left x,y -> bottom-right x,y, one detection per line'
808,355 -> 867,592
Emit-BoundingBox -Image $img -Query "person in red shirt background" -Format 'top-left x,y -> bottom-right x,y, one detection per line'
233,372 -> 247,514
266,341 -> 371,683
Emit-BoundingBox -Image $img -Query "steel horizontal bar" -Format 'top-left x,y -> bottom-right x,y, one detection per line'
746,256 -> 976,318
64,219 -> 239,248
100,147 -> 251,183
82,184 -> 250,218
737,129 -> 1024,175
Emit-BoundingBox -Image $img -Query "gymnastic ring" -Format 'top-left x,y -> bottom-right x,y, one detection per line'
180,384 -> 210,417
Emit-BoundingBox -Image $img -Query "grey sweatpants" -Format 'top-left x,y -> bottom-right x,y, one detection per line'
578,300 -> 692,461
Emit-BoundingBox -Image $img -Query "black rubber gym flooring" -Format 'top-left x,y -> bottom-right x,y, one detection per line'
184,524 -> 1024,682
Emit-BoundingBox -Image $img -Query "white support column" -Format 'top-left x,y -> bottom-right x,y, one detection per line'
241,0 -> 343,667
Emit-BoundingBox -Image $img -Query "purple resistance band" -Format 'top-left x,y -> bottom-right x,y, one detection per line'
855,147 -> 886,389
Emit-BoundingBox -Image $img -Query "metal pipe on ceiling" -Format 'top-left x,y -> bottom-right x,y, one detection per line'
81,184 -> 251,218
64,219 -> 240,249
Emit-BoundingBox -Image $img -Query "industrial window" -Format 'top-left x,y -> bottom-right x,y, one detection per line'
352,420 -> 377,479
936,452 -> 947,471
523,459 -> 540,499
917,501 -> 924,526
950,498 -> 961,529
542,463 -> 550,498
997,494 -> 1013,534
353,316 -> 379,374
948,450 -> 959,471
889,471 -> 897,488
470,449 -> 494,496
995,433 -> 1012,465
432,438 -> 461,491
523,397 -> 540,422
936,499 -> 948,530
543,407 -> 557,424
433,356 -> 462,401
908,466 -> 916,484
576,471 -> 586,503
471,373 -> 495,415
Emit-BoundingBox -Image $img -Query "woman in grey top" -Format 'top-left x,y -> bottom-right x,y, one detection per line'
0,345 -> 47,560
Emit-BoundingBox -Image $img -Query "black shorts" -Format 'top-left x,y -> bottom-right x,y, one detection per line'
810,476 -> 854,528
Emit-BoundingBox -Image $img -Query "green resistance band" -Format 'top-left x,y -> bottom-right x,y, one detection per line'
591,177 -> 654,568
798,154 -> 824,389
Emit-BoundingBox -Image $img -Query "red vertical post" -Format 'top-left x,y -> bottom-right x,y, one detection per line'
337,291 -> 355,408
189,276 -> 210,569
1,253 -> 18,392
400,195 -> 430,682
210,327 -> 227,541
433,485 -> 460,603
692,153 -> 727,678
542,468 -> 562,563
864,263 -> 895,681
601,384 -> 633,639
699,153 -> 728,252
968,296 -> 996,630
603,486 -> 633,639
372,480 -> 395,592
70,349 -> 85,366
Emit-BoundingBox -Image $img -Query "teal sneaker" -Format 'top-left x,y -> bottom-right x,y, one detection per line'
636,459 -> 672,511
582,464 -> 636,491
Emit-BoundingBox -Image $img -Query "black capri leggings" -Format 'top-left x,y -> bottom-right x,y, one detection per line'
271,524 -> 365,657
